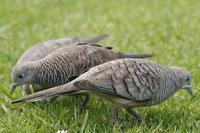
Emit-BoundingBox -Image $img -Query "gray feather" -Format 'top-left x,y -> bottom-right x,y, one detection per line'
13,35 -> 109,94
12,82 -> 80,103
18,34 -> 109,63
81,34 -> 108,44
11,42 -> 154,94
12,58 -> 192,106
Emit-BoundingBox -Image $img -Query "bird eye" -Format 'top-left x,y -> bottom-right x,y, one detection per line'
18,75 -> 23,79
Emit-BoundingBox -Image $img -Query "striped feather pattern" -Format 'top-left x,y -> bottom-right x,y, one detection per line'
34,44 -> 121,88
75,58 -> 181,106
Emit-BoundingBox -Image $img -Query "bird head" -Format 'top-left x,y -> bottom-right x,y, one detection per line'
170,66 -> 193,96
10,62 -> 36,94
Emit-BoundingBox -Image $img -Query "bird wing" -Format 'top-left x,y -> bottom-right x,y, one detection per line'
81,34 -> 109,44
73,59 -> 161,102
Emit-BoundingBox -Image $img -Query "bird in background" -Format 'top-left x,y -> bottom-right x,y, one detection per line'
12,34 -> 109,95
12,58 -> 193,123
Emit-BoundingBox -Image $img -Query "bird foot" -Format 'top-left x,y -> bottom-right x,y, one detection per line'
109,117 -> 119,124
131,116 -> 144,124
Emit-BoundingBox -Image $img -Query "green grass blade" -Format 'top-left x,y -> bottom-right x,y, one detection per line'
0,83 -> 14,100
0,97 -> 7,104
1,104 -> 10,113
80,110 -> 88,133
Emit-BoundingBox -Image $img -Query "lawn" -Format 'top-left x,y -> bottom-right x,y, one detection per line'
0,0 -> 200,132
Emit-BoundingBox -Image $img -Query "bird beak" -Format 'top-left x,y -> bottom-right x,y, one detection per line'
183,85 -> 194,96
10,83 -> 18,94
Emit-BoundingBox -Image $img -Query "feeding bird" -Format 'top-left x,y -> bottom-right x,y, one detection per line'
12,34 -> 109,95
11,42 -> 153,108
12,58 -> 193,122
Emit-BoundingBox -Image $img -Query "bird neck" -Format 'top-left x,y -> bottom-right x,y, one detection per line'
162,71 -> 180,100
150,70 -> 179,106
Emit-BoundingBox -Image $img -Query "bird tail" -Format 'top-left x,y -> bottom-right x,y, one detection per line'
81,34 -> 108,43
122,53 -> 154,58
11,83 -> 80,104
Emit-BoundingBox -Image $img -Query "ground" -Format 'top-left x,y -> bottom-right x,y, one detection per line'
0,0 -> 200,132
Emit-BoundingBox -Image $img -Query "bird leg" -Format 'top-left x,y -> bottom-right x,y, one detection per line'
110,103 -> 120,123
124,106 -> 144,122
23,84 -> 32,95
80,93 -> 90,112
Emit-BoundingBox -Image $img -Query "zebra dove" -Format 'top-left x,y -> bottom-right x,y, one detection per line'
11,44 -> 153,94
13,35 -> 108,95
12,58 -> 193,122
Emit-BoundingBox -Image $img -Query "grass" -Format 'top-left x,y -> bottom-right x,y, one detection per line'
0,0 -> 200,132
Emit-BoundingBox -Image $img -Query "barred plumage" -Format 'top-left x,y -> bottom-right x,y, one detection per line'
11,35 -> 109,94
11,44 -> 153,95
17,35 -> 108,63
35,45 -> 150,87
12,58 -> 193,122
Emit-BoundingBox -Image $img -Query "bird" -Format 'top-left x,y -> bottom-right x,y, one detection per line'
10,43 -> 153,108
12,58 -> 193,123
13,34 -> 109,95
